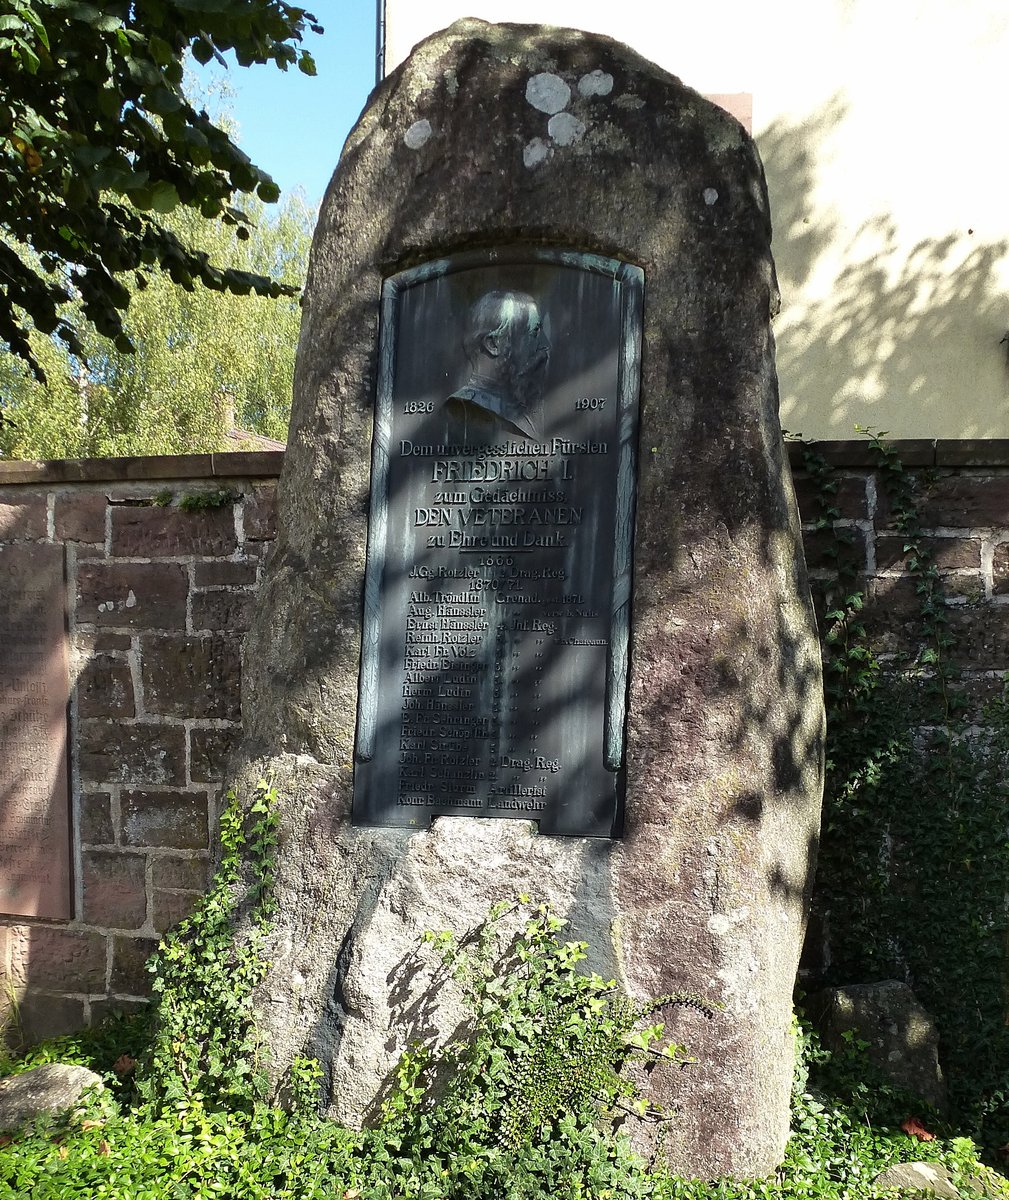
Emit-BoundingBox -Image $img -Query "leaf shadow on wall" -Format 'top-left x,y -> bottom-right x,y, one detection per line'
761,96 -> 1009,440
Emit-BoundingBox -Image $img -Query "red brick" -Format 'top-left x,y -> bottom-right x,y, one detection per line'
801,527 -> 866,573
79,720 -> 186,786
20,994 -> 87,1041
190,588 -> 255,632
151,855 -> 210,892
194,560 -> 257,587
82,850 -> 147,929
860,577 -> 927,651
122,791 -> 209,850
78,655 -> 135,718
792,474 -> 868,524
875,535 -> 981,572
81,792 -> 114,845
915,475 -> 1009,529
991,543 -> 1009,595
91,633 -> 133,652
946,674 -> 1008,721
242,483 -> 277,540
190,726 -> 241,783
54,492 -> 107,543
0,491 -> 47,540
12,927 -> 107,991
110,504 -> 236,557
946,607 -> 1009,671
141,635 -> 240,720
77,561 -> 188,629
153,889 -> 200,933
110,936 -> 159,995
90,998 -> 149,1021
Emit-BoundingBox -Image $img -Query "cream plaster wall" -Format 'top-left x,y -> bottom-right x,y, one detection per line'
383,2 -> 1009,440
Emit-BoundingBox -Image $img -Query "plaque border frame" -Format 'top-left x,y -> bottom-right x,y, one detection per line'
355,248 -> 643,828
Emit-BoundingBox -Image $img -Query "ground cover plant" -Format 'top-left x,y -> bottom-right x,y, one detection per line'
1,785 -> 1005,1199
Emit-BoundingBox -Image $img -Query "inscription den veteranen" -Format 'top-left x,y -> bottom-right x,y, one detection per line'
353,251 -> 642,837
0,544 -> 72,920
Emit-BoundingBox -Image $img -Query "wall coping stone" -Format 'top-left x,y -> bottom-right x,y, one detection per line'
0,451 -> 284,486
786,440 -> 1009,469
4,443 -> 1009,488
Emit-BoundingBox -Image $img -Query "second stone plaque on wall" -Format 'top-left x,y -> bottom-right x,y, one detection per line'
354,249 -> 643,837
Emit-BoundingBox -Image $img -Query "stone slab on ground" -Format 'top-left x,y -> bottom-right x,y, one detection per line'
0,1064 -> 105,1130
808,981 -> 946,1110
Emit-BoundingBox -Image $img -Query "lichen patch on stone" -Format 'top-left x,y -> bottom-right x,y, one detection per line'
522,137 -> 551,168
704,188 -> 719,206
578,70 -> 614,98
548,112 -> 586,147
403,119 -> 433,150
525,72 -> 570,115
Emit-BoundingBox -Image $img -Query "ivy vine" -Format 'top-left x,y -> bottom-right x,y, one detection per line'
797,429 -> 1009,1148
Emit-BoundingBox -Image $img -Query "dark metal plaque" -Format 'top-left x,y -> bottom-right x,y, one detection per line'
353,250 -> 643,837
0,543 -> 73,918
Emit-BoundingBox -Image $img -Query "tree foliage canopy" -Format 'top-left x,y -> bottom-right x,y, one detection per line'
0,190 -> 312,457
0,0 -> 321,378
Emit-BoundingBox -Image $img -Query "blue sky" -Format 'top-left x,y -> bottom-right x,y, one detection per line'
196,2 -> 379,208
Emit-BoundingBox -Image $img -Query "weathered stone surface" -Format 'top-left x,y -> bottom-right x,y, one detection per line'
7,927 -> 106,993
0,1064 -> 105,1130
190,588 -> 255,633
242,484 -> 277,540
151,854 -> 209,892
194,560 -> 258,587
79,720 -> 186,786
81,850 -> 148,929
77,561 -> 188,629
77,654 -> 135,718
0,491 -> 47,539
875,535 -> 980,573
18,994 -> 87,1044
110,935 -> 159,995
189,726 -> 240,783
873,1162 -> 1009,1199
807,981 -> 946,1110
122,790 -> 209,850
110,504 -> 237,558
54,491 -> 107,543
141,635 -> 241,720
236,20 -> 822,1179
152,888 -> 200,933
80,792 -> 115,845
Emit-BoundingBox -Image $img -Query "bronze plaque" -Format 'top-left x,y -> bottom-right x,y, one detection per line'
354,250 -> 643,837
0,544 -> 73,918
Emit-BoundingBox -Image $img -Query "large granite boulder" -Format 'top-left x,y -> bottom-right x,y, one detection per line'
235,19 -> 823,1178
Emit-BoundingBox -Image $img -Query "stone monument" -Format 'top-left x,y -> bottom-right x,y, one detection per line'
235,19 -> 824,1178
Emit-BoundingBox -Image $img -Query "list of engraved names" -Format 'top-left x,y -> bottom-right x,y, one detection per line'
0,544 -> 72,918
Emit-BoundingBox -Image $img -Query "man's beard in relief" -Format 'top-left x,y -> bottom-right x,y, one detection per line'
508,348 -> 550,413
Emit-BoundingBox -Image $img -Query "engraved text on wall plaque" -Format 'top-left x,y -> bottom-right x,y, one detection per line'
0,544 -> 72,918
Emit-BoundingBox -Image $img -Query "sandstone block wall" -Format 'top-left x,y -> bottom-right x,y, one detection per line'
793,441 -> 1009,700
1,441 -> 1008,1040
0,454 -> 280,1042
